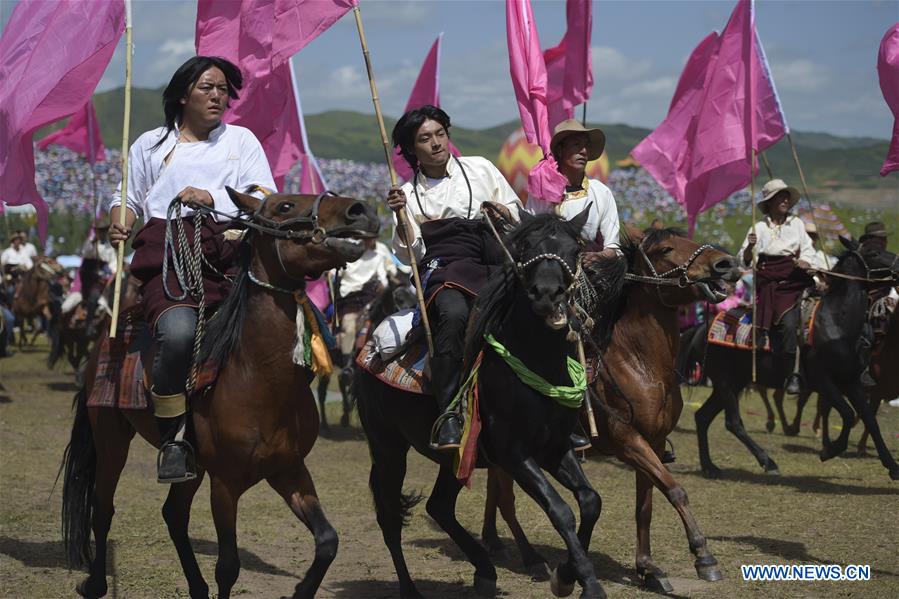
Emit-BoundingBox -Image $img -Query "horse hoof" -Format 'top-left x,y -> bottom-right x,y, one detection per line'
819,446 -> 842,462
473,574 -> 497,597
765,467 -> 781,476
76,577 -> 107,598
527,561 -> 551,581
639,568 -> 673,594
701,465 -> 722,480
695,557 -> 723,582
579,583 -> 607,599
765,420 -> 775,433
890,468 -> 899,481
550,565 -> 576,597
784,425 -> 799,437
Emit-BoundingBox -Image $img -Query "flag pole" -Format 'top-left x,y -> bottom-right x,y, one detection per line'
759,150 -> 773,179
109,0 -> 133,338
750,152 -> 758,385
786,132 -> 827,261
352,4 -> 435,358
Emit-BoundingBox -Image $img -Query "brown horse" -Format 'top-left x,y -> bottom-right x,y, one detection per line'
12,256 -> 61,346
483,226 -> 737,593
61,188 -> 379,599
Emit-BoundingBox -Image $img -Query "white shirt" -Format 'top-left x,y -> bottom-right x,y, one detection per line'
738,215 -> 816,267
809,248 -> 834,271
21,242 -> 38,259
527,177 -> 621,250
1,246 -> 33,270
339,241 -> 398,297
110,123 -> 276,221
392,156 -> 522,265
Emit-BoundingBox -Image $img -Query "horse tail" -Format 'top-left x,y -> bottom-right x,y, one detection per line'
368,465 -> 423,528
60,386 -> 96,569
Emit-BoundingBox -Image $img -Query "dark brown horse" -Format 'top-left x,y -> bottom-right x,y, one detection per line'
12,256 -> 61,346
483,226 -> 737,594
61,188 -> 379,599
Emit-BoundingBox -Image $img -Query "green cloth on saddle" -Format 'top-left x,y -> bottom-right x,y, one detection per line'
483,333 -> 586,409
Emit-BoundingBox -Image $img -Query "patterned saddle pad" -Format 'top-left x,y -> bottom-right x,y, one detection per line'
707,297 -> 820,353
87,308 -> 219,410
356,338 -> 430,396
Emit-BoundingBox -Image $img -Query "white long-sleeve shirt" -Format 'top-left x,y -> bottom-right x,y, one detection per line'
392,156 -> 522,265
738,215 -> 816,267
109,123 -> 276,222
339,241 -> 398,297
526,177 -> 621,250
1,246 -> 33,270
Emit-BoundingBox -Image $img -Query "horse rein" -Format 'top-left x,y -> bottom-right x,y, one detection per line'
812,250 -> 898,285
626,240 -> 716,288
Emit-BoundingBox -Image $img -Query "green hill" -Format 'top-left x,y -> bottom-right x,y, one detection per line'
38,85 -> 897,197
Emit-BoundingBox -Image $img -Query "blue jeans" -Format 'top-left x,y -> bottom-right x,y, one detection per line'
152,307 -> 198,396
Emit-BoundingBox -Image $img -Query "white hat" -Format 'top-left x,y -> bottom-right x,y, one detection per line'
758,178 -> 800,210
804,221 -> 818,235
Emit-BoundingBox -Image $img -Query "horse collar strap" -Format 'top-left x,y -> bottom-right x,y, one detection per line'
247,270 -> 300,295
484,333 -> 585,408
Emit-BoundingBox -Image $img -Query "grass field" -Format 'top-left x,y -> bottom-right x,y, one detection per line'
1,340 -> 898,598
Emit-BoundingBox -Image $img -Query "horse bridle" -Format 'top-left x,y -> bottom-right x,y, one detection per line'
626,239 -> 716,288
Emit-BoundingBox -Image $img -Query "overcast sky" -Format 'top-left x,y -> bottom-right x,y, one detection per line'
3,0 -> 896,138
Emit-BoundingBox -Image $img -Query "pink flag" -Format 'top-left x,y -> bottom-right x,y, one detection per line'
0,0 -> 124,239
543,0 -> 593,130
631,0 -> 787,231
271,0 -> 358,67
196,0 -> 335,190
877,23 -> 899,177
392,34 -> 460,182
506,0 -> 569,204
37,100 -> 106,164
669,32 -> 718,111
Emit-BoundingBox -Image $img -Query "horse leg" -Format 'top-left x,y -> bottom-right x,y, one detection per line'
338,362 -> 352,428
426,466 -> 497,597
772,389 -> 790,434
845,387 -> 899,480
784,390 -> 811,437
490,467 -> 550,580
545,450 -> 603,598
856,395 -> 879,456
268,463 -> 340,598
723,391 -> 780,474
162,470 -> 209,598
616,432 -> 720,586
77,415 -> 133,598
317,375 -> 330,435
756,386 -> 776,432
209,477 -> 246,599
694,388 -> 726,479
505,457 -> 603,599
368,443 -> 422,599
817,379 -> 853,462
481,466 -> 504,554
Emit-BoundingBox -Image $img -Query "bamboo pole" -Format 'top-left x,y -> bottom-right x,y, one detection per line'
786,132 -> 828,265
759,150 -> 773,180
576,338 -> 598,438
750,151 -> 758,385
352,5 -> 435,357
109,0 -> 133,338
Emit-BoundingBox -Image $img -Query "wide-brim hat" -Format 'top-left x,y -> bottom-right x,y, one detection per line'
758,178 -> 800,210
550,119 -> 606,161
804,221 -> 818,235
859,221 -> 888,242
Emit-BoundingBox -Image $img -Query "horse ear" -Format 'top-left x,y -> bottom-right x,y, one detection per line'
227,186 -> 262,213
567,203 -> 592,236
518,209 -> 535,226
838,235 -> 857,251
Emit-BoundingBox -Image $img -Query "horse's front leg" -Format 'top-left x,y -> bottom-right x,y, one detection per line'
754,386 -> 776,432
267,462 -> 339,599
506,456 -> 604,599
316,375 -> 331,435
845,385 -> 899,480
209,476 -> 247,599
162,469 -> 209,598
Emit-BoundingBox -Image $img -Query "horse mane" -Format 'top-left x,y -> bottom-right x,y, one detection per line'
197,238 -> 252,368
462,214 -> 580,371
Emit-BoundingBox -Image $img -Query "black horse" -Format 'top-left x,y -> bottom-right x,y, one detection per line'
356,209 -> 606,598
696,236 -> 899,480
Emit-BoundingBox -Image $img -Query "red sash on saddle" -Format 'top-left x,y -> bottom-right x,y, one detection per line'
755,254 -> 813,330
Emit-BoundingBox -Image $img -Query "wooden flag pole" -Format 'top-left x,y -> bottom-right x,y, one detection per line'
750,151 -> 758,385
109,0 -> 133,338
352,5 -> 435,357
786,132 -> 827,263
759,150 -> 773,180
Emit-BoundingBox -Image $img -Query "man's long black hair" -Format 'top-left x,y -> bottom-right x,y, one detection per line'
151,56 -> 243,151
391,104 -> 452,173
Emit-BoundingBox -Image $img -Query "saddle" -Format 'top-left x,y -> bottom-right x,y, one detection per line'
706,296 -> 821,353
355,336 -> 430,396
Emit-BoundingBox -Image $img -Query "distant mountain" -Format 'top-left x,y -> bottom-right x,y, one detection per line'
37,85 -> 896,194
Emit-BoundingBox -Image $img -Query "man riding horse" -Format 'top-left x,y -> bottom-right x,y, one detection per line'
108,56 -> 276,483
386,105 -> 523,451
738,178 -> 816,394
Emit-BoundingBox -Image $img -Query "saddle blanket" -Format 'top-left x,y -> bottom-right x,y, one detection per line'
707,297 -> 820,353
87,308 -> 219,411
356,338 -> 430,395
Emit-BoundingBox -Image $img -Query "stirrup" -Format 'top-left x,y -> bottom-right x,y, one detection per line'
156,440 -> 197,484
429,412 -> 463,451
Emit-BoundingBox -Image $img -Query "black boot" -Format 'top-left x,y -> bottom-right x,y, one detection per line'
156,415 -> 197,484
783,353 -> 803,395
429,356 -> 463,451
570,433 -> 592,451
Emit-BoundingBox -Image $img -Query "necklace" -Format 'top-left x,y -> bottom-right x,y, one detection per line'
412,156 -> 474,220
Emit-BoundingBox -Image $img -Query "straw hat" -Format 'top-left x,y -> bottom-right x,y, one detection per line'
550,119 -> 606,161
758,178 -> 800,210
804,221 -> 818,235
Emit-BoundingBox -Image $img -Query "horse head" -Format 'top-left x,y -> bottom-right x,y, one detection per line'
227,187 -> 380,287
625,225 -> 740,305
510,208 -> 589,330
836,235 -> 899,284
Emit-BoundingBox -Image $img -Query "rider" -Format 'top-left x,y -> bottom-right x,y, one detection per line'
109,56 -> 276,483
387,105 -> 522,451
857,221 -> 895,386
739,179 -> 816,395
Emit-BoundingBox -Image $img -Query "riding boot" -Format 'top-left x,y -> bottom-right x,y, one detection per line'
661,437 -> 677,464
428,356 -> 463,451
152,391 -> 196,484
783,353 -> 803,395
